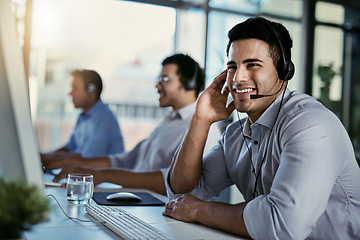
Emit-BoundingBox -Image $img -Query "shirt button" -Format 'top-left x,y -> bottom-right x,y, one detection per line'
254,140 -> 258,145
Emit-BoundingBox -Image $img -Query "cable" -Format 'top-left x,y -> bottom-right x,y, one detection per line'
236,111 -> 255,174
46,194 -> 105,224
236,81 -> 288,199
252,82 -> 287,198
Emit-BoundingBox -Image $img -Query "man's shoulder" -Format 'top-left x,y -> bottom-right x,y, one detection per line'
93,101 -> 116,116
89,101 -> 119,126
281,90 -> 341,127
283,90 -> 330,116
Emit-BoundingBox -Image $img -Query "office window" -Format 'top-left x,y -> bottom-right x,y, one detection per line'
209,0 -> 303,19
210,0 -> 265,14
176,8 -> 206,67
316,1 -> 344,25
206,11 -> 248,83
353,64 -> 360,160
352,69 -> 360,160
30,0 -> 176,151
313,25 -> 343,118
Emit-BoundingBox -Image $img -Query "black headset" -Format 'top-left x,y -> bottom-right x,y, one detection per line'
184,63 -> 198,90
265,20 -> 295,81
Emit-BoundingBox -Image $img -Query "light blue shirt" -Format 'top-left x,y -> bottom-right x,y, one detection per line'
167,89 -> 360,240
110,103 -> 222,180
65,99 -> 124,157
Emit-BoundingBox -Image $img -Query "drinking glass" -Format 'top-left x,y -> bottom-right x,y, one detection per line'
66,173 -> 94,204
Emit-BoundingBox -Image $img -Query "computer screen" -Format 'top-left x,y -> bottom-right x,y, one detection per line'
0,0 -> 44,189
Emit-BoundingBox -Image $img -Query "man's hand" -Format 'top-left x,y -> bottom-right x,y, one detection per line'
41,152 -> 82,170
163,194 -> 251,238
195,70 -> 235,125
163,194 -> 203,223
41,153 -> 66,170
53,166 -> 101,185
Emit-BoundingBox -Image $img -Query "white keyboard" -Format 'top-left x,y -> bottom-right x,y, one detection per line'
85,204 -> 172,240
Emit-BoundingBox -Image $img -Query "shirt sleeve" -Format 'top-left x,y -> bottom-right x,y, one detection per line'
203,122 -> 222,154
109,140 -> 145,169
244,109 -> 350,240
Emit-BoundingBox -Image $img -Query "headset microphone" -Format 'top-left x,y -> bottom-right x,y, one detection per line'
250,81 -> 285,99
250,92 -> 278,99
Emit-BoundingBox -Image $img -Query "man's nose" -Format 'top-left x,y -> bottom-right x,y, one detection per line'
232,66 -> 249,83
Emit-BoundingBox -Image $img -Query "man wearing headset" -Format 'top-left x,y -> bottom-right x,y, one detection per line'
42,54 -> 222,195
41,69 -> 125,159
163,17 -> 360,239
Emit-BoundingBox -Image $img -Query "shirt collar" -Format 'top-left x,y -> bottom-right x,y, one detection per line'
243,117 -> 252,137
255,88 -> 290,129
166,102 -> 195,120
82,99 -> 103,117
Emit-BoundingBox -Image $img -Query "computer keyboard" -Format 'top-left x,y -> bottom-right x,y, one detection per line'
85,204 -> 172,240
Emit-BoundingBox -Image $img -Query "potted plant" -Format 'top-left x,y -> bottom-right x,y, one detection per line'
0,177 -> 49,239
316,62 -> 340,100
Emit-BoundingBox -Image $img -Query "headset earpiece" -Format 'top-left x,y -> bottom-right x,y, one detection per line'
185,64 -> 198,90
87,83 -> 96,94
265,20 -> 295,81
283,60 -> 295,81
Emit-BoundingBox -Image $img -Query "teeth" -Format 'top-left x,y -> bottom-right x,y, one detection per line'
235,88 -> 253,94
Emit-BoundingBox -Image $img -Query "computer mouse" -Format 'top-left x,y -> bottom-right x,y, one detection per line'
106,192 -> 141,201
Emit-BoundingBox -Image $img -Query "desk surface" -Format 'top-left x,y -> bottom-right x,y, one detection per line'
24,185 -> 246,240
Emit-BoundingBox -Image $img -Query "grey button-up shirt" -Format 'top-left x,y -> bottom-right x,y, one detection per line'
167,89 -> 360,240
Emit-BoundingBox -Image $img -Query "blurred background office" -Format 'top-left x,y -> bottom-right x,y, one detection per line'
9,0 -> 360,165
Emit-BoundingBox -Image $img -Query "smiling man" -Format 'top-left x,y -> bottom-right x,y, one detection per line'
42,54 -> 222,195
163,17 -> 360,239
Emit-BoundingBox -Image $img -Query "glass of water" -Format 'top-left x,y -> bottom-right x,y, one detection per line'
66,173 -> 94,204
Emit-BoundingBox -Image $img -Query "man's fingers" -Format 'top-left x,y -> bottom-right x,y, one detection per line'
53,171 -> 67,182
210,70 -> 227,89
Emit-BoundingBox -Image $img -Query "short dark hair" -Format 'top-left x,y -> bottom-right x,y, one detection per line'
71,69 -> 103,98
226,17 -> 293,78
162,53 -> 205,97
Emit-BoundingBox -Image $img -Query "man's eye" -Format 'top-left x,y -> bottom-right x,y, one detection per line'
227,66 -> 237,72
247,63 -> 260,68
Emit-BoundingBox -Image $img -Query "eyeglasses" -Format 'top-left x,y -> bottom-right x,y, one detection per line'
156,76 -> 171,86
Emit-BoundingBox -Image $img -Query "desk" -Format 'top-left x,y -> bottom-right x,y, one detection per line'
24,185 -> 246,240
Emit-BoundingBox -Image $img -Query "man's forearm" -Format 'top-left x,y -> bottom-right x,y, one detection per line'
169,115 -> 212,193
77,156 -> 111,168
164,194 -> 251,238
196,201 -> 251,238
42,153 -> 111,169
97,169 -> 166,195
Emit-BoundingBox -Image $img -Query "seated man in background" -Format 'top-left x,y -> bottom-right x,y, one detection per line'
41,69 -> 124,160
42,54 -> 222,195
163,18 -> 360,239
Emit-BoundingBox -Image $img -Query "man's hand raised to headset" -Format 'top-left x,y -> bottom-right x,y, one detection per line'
194,70 -> 235,126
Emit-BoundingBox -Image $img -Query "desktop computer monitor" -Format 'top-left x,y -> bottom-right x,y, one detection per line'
0,0 -> 44,189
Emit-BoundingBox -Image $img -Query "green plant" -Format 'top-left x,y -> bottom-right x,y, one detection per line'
316,62 -> 341,100
0,177 -> 49,239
